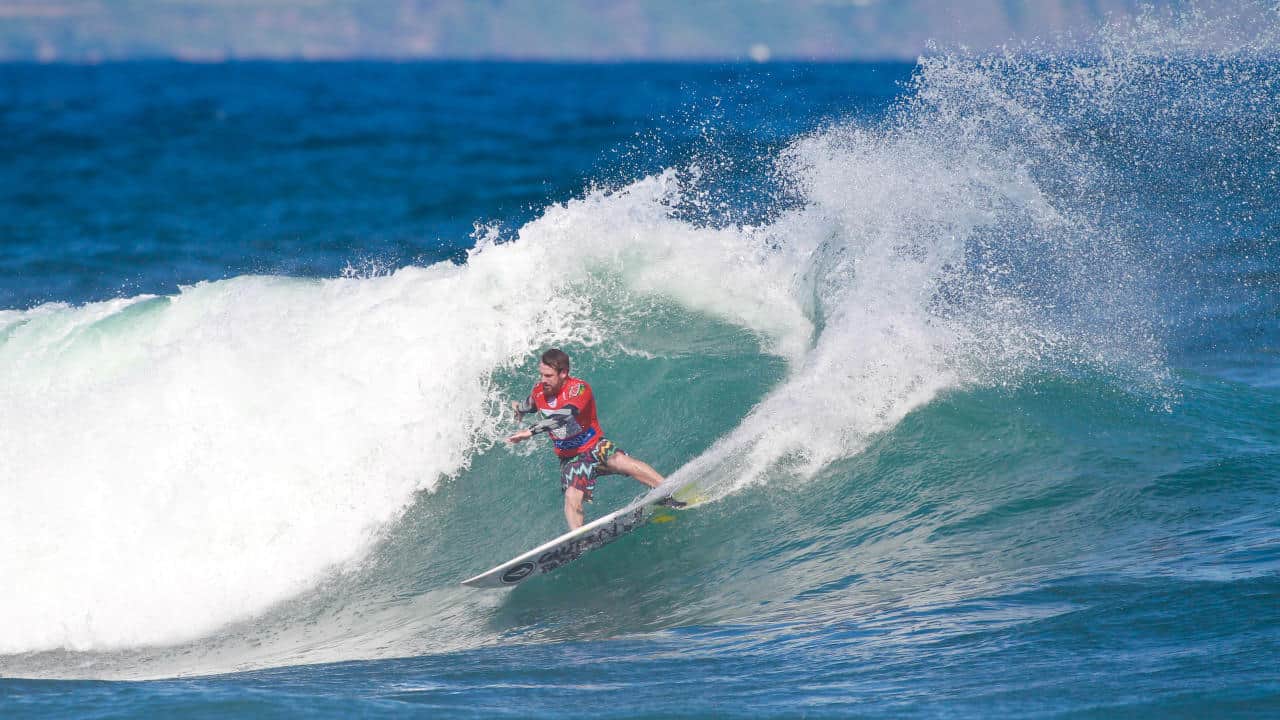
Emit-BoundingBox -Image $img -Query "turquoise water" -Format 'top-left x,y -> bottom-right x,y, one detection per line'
2,16 -> 1279,719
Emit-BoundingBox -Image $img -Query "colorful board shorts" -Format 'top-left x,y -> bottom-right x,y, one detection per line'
559,438 -> 624,503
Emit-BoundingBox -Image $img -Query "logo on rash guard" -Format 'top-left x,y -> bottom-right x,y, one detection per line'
569,382 -> 584,398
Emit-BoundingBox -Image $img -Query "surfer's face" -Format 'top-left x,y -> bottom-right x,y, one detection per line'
538,363 -> 567,395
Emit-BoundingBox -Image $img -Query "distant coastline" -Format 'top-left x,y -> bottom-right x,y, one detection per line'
0,0 -> 1244,64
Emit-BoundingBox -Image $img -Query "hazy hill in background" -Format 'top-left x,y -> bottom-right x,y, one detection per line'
0,0 -> 1232,63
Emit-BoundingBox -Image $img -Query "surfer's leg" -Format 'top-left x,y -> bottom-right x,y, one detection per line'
560,456 -> 595,530
563,486 -> 586,529
602,452 -> 664,489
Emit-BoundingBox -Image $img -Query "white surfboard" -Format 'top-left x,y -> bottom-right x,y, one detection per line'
461,487 -> 699,589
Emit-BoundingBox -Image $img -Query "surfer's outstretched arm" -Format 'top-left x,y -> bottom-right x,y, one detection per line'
511,396 -> 535,419
506,402 -> 576,443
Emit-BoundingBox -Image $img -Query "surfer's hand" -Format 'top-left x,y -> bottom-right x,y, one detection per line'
506,429 -> 533,444
510,400 -> 525,420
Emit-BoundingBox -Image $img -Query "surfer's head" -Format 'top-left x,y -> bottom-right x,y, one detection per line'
538,348 -> 571,395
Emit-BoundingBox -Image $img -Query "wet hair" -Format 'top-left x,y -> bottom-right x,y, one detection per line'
540,348 -> 571,374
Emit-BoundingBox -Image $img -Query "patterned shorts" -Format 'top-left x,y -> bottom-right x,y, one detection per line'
559,438 -> 624,503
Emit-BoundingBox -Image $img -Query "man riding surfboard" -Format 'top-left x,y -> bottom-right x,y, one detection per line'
506,348 -> 682,530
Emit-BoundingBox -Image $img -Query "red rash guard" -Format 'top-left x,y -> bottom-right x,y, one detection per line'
518,377 -> 605,459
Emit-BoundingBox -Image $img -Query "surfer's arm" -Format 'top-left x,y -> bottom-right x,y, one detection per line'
506,407 -> 575,443
511,395 -> 536,420
526,411 -> 573,435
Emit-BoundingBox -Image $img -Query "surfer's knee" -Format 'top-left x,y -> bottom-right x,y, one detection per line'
608,454 -> 641,478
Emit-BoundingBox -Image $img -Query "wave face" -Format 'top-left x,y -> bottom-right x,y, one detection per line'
1,9 -> 1278,713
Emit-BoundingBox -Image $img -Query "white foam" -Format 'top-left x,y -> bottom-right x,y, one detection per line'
0,261 -> 595,652
669,126 -> 1004,493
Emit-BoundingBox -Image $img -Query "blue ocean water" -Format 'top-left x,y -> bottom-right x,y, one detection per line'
2,25 -> 1279,720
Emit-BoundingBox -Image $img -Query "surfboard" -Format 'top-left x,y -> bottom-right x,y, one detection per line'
460,486 -> 701,589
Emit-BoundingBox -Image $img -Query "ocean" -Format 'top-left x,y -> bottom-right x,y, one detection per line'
2,22 -> 1278,720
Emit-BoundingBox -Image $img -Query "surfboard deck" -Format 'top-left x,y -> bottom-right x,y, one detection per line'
461,487 -> 701,589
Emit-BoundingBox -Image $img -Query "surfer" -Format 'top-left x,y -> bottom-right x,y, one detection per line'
506,348 -> 680,529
